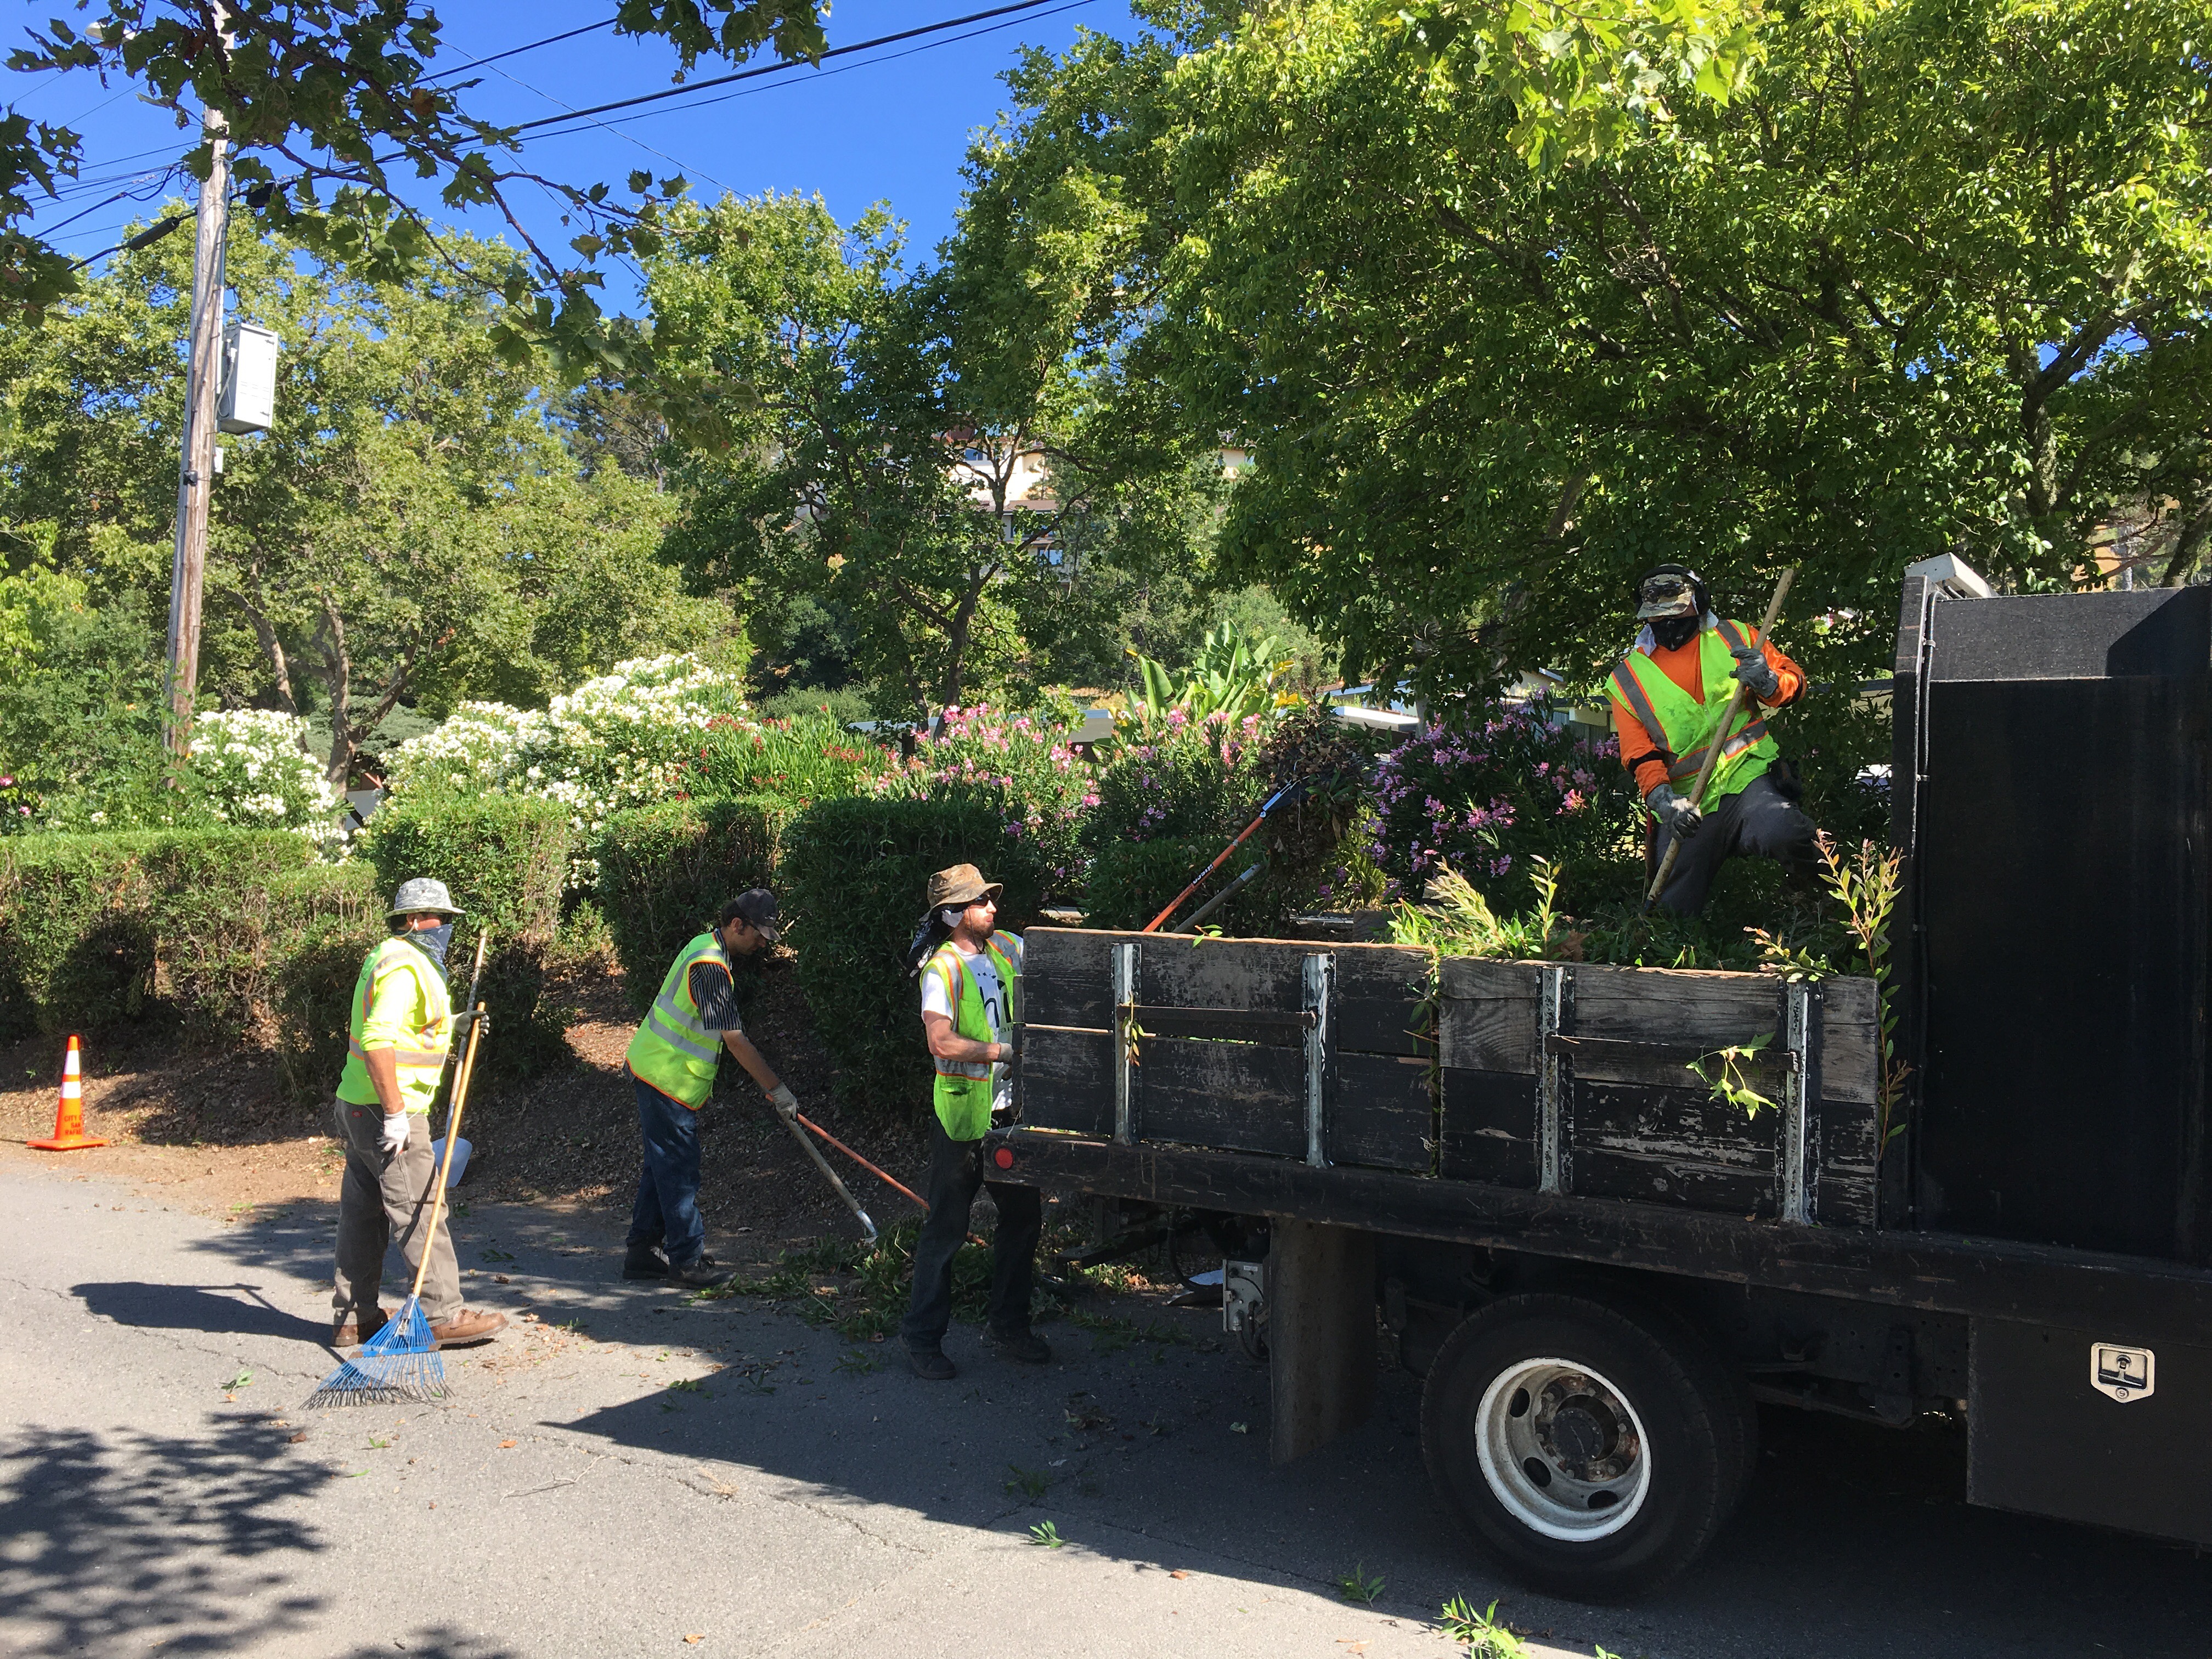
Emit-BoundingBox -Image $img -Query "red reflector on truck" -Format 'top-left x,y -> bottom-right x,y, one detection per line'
992,1146 -> 1014,1170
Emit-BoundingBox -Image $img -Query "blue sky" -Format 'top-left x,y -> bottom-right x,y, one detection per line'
12,0 -> 1142,308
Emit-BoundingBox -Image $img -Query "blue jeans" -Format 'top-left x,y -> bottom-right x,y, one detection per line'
627,1075 -> 706,1267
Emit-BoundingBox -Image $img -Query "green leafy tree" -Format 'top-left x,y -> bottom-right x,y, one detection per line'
651,190 -> 1214,717
0,218 -> 729,788
968,0 -> 2212,698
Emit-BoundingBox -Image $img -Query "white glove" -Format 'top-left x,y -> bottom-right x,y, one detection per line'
379,1111 -> 411,1153
768,1083 -> 799,1121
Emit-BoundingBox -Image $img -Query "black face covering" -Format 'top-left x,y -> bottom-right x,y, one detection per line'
410,921 -> 455,970
1650,612 -> 1701,652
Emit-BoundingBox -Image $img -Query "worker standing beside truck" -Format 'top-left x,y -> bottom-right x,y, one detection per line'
622,889 -> 798,1290
1608,565 -> 1819,915
330,878 -> 505,1351
901,863 -> 1048,1379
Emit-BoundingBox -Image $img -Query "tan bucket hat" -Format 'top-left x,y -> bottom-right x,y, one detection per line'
926,863 -> 1002,910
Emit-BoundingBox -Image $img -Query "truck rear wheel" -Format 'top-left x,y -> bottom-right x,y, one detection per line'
1420,1292 -> 1752,1601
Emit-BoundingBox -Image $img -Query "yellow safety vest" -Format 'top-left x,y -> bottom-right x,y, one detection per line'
336,936 -> 454,1114
625,931 -> 731,1110
1607,620 -> 1779,805
925,932 -> 1021,1142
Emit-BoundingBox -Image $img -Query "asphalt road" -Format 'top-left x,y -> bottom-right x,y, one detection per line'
2,1159 -> 2205,1659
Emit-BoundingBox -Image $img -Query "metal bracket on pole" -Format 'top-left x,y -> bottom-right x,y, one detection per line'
1537,965 -> 1570,1194
1111,940 -> 1138,1146
1779,983 -> 1814,1224
1302,952 -> 1335,1168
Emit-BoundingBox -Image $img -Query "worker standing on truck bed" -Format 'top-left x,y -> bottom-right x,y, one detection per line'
330,878 -> 505,1351
622,889 -> 798,1290
901,863 -> 1048,1380
1608,565 -> 1819,916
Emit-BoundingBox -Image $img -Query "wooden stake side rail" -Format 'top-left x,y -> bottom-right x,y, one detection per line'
1016,928 -> 1881,1227
986,1130 -> 2212,1347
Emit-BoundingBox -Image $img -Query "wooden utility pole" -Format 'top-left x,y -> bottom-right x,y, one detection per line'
163,80 -> 232,757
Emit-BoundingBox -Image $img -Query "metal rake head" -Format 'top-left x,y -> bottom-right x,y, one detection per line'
303,1300 -> 446,1409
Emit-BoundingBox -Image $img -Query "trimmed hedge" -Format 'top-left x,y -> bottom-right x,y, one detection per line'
596,794 -> 793,1016
357,795 -> 573,1076
0,832 -> 382,1077
781,795 -> 1049,1116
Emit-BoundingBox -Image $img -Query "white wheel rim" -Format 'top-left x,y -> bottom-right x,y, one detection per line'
1473,1356 -> 1652,1542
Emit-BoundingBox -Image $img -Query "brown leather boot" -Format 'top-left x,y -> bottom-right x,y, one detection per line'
429,1308 -> 507,1348
332,1310 -> 388,1347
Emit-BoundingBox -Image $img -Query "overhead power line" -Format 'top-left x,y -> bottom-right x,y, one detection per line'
423,15 -> 620,82
509,0 -> 1082,134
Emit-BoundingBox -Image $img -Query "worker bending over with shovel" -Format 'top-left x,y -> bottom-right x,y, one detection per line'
622,889 -> 798,1290
901,864 -> 1048,1380
1609,565 -> 1819,916
330,879 -> 505,1350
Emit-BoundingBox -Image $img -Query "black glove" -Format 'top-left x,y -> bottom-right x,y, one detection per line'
1649,783 -> 1703,841
455,1008 -> 493,1041
1729,641 -> 1780,698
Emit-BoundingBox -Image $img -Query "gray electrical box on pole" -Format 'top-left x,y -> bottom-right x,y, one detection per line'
217,322 -> 278,435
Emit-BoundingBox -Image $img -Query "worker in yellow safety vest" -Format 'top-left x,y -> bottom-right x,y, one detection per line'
900,862 -> 1047,1380
622,889 -> 795,1290
330,878 -> 505,1350
1607,564 -> 1819,916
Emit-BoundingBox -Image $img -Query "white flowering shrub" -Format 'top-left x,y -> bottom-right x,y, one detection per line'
187,709 -> 345,846
382,654 -> 750,887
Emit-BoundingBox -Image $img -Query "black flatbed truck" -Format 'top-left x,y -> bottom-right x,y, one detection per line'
984,574 -> 2212,1600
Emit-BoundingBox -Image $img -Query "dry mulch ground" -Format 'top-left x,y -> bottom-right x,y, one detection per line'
0,947 -> 937,1263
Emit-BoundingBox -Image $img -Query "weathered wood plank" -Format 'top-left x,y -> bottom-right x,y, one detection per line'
1820,977 -> 1879,1028
1138,1036 -> 1306,1158
1569,1080 -> 1779,1172
1571,1144 -> 1779,1216
1819,1013 -> 1879,1106
1816,1170 -> 1880,1227
1439,961 -> 1541,1074
1438,1069 -> 1538,1187
1018,1024 -> 1114,1136
1330,1051 -> 1433,1173
1020,928 -> 1116,1030
1814,1096 -> 1880,1173
1570,964 -> 1783,1047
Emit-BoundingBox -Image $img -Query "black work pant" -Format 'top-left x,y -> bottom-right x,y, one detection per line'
1650,771 -> 1818,917
900,1118 -> 1043,1350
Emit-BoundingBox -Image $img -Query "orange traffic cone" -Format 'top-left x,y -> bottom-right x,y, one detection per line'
29,1035 -> 105,1152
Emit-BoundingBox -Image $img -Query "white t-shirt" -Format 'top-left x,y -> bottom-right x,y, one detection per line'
921,934 -> 1023,1119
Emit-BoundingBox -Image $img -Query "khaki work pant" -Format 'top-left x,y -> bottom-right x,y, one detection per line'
330,1098 -> 461,1327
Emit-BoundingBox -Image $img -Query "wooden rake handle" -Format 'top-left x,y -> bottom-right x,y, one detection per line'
1644,569 -> 1796,908
404,927 -> 490,1304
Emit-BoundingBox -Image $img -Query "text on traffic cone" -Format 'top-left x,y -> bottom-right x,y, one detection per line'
29,1034 -> 106,1152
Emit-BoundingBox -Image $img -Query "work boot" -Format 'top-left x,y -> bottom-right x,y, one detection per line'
430,1308 -> 507,1348
623,1243 -> 669,1281
905,1338 -> 956,1381
332,1310 -> 387,1347
988,1324 -> 1053,1365
666,1252 -> 733,1290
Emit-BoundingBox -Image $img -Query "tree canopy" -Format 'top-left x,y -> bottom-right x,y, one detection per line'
966,0 -> 2212,693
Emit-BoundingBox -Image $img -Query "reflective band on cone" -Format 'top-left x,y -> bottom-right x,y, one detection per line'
29,1034 -> 106,1152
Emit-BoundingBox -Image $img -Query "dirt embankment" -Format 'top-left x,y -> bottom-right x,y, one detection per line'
0,949 -> 935,1251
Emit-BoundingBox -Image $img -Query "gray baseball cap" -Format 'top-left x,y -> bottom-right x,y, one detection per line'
387,877 -> 464,919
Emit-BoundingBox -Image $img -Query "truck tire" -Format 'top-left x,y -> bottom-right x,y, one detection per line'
1420,1291 -> 1752,1602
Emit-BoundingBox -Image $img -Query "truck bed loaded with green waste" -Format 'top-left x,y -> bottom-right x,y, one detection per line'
985,569 -> 2212,1601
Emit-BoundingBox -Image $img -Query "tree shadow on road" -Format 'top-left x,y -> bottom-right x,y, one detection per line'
0,1414 -> 331,1655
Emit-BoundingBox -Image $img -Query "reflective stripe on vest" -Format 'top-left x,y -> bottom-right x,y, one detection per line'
336,936 -> 453,1112
1620,624 -> 1778,803
927,933 -> 1020,1141
624,932 -> 731,1109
